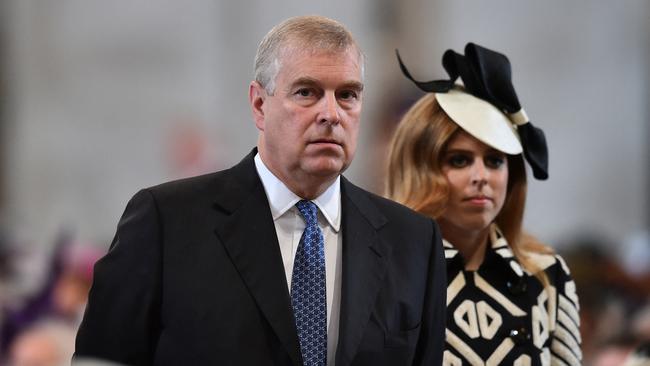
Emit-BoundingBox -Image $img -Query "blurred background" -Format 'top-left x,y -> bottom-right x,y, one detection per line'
0,0 -> 648,365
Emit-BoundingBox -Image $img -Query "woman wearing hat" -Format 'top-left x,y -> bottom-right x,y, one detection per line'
386,44 -> 582,365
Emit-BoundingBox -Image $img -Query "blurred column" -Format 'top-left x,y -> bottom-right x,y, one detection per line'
0,0 -> 7,212
3,0 -> 225,246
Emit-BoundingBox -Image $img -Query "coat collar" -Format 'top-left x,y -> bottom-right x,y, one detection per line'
444,224 -> 526,280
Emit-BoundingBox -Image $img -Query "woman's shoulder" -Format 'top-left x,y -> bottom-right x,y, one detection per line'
524,250 -> 573,278
524,250 -> 580,305
517,231 -> 573,279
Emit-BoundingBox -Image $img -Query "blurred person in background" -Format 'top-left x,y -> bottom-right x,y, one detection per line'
74,15 -> 446,366
165,119 -> 220,180
50,242 -> 103,324
622,341 -> 650,366
562,236 -> 650,365
8,319 -> 76,366
590,340 -> 650,366
0,228 -> 12,360
386,43 -> 581,364
0,234 -> 102,362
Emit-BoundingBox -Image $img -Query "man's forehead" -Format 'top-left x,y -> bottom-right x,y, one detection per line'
280,44 -> 361,65
288,76 -> 364,91
280,41 -> 359,58
278,48 -> 363,83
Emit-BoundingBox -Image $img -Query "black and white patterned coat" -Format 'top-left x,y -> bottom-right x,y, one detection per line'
443,225 -> 582,366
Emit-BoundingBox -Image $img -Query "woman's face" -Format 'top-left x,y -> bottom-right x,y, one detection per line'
439,130 -> 509,235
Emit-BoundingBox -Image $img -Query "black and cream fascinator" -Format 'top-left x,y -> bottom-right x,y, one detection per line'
396,43 -> 549,180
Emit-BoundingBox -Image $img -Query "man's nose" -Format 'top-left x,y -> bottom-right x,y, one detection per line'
318,93 -> 340,125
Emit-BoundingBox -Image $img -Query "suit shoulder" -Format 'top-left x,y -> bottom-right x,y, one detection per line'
370,191 -> 429,220
146,169 -> 231,198
344,181 -> 432,227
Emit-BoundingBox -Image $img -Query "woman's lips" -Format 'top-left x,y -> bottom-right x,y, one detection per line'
464,196 -> 492,205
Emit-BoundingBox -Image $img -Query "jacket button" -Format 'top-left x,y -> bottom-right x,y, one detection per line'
509,328 -> 530,344
507,278 -> 527,294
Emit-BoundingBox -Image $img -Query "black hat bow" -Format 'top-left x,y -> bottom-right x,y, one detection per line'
396,43 -> 549,180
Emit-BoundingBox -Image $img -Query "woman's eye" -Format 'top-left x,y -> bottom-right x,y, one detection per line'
486,155 -> 506,169
448,155 -> 470,168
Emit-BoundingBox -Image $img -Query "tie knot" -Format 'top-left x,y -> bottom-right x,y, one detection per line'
296,200 -> 318,226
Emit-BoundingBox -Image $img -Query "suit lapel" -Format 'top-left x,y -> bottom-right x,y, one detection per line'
213,151 -> 302,366
335,179 -> 389,366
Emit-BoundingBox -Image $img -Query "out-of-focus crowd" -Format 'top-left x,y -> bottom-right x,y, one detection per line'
0,122 -> 221,366
0,230 -> 104,366
0,226 -> 648,365
561,233 -> 650,365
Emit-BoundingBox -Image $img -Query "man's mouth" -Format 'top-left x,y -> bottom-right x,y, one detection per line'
309,139 -> 341,146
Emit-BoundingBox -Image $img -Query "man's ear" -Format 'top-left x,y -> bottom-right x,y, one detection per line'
249,81 -> 267,131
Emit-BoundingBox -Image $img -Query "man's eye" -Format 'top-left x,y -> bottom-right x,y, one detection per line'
486,155 -> 506,169
295,88 -> 314,97
338,90 -> 358,100
448,155 -> 470,168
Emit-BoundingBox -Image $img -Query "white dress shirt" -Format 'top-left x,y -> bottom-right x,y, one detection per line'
254,153 -> 342,365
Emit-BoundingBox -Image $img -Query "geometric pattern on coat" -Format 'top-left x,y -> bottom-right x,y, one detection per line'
443,225 -> 581,366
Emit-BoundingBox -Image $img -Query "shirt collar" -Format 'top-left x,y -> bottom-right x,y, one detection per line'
254,153 -> 341,232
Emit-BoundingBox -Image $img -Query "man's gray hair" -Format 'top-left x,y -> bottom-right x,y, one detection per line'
253,15 -> 364,95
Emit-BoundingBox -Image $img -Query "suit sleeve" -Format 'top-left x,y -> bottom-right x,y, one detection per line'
74,189 -> 163,366
550,255 -> 582,366
412,219 -> 446,366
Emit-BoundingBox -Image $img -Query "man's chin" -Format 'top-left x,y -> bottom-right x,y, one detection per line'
302,159 -> 348,178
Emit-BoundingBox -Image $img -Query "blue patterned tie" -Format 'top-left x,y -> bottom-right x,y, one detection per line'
291,200 -> 327,366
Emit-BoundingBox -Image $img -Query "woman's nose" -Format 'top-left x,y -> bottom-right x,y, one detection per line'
470,160 -> 488,186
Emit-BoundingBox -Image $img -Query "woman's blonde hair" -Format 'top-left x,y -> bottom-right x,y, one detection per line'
386,93 -> 553,285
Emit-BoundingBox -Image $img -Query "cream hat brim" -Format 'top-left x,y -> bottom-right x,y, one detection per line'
436,87 -> 523,155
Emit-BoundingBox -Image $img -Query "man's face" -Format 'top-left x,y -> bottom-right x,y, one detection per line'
250,47 -> 363,195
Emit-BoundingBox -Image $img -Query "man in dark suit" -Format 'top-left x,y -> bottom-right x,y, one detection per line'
74,15 -> 445,366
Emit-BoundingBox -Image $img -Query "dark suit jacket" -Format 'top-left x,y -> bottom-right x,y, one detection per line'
74,149 -> 446,366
